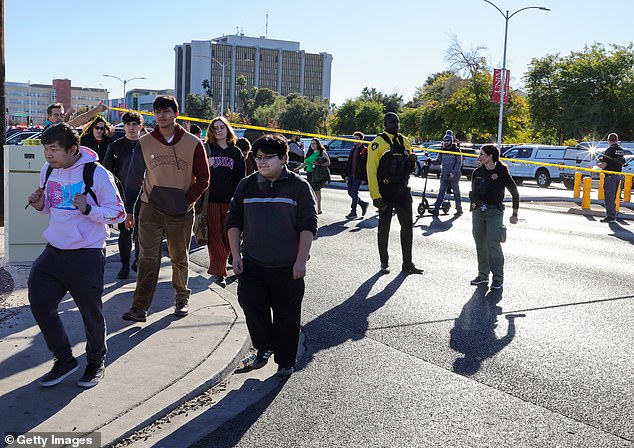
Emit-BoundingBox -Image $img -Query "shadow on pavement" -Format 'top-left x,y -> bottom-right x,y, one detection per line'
414,212 -> 462,237
297,271 -> 407,371
175,377 -> 285,448
608,221 -> 634,244
450,286 -> 525,376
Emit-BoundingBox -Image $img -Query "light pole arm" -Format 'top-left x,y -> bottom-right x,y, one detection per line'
482,0 -> 505,18
509,6 -> 550,19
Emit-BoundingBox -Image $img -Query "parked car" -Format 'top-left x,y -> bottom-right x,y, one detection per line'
414,143 -> 479,179
622,155 -> 634,188
5,130 -> 41,145
324,134 -> 375,179
502,145 -> 568,188
560,145 -> 634,189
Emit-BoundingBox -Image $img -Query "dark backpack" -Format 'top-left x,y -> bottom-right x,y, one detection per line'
43,161 -> 100,206
376,133 -> 413,185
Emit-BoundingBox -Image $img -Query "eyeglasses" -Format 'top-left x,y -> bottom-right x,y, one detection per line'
94,127 -> 105,131
254,155 -> 279,163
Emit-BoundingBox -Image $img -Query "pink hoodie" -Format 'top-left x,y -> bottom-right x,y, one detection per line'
38,146 -> 126,249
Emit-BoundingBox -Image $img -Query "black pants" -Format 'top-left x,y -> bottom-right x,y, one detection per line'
237,259 -> 304,368
28,245 -> 107,364
378,189 -> 413,267
117,222 -> 134,266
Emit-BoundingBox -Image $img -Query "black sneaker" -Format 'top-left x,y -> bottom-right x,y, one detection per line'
252,349 -> 273,369
470,277 -> 488,285
379,263 -> 390,275
122,307 -> 147,322
360,201 -> 369,216
402,264 -> 424,275
490,280 -> 503,290
345,212 -> 358,219
77,363 -> 105,388
276,366 -> 294,378
216,276 -> 227,288
174,304 -> 189,317
600,217 -> 615,223
117,266 -> 130,279
39,357 -> 79,387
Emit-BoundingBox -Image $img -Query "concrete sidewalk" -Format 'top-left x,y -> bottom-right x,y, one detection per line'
0,231 -> 250,447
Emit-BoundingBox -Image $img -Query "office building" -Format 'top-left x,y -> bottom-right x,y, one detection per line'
106,88 -> 174,124
6,79 -> 107,126
174,34 -> 332,115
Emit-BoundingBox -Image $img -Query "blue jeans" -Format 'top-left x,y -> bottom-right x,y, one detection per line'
347,178 -> 367,212
434,174 -> 462,213
603,174 -> 621,219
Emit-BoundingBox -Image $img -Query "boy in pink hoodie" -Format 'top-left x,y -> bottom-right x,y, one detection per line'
27,123 -> 125,388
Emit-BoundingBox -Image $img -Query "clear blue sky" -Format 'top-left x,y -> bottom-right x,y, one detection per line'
5,0 -> 633,107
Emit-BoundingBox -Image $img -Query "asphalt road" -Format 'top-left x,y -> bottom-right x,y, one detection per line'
193,186 -> 633,448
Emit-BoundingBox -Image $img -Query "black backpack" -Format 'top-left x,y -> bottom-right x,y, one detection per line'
43,161 -> 100,206
376,133 -> 413,185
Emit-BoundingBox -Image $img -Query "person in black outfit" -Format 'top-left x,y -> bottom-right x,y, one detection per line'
226,134 -> 317,378
103,112 -> 143,279
366,112 -> 423,275
344,131 -> 369,219
469,144 -> 519,290
80,116 -> 114,161
597,133 -> 625,222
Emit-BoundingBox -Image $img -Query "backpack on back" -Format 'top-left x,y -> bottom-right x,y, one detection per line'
376,133 -> 413,185
43,161 -> 100,206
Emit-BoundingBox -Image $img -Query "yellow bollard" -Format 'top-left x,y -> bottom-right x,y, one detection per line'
573,172 -> 582,198
581,177 -> 592,209
616,179 -> 622,212
624,175 -> 632,203
598,173 -> 605,200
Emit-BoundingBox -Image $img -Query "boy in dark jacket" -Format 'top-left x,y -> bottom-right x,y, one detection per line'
103,111 -> 144,278
344,131 -> 369,219
226,134 -> 317,378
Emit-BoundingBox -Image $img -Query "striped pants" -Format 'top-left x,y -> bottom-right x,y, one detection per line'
206,202 -> 231,277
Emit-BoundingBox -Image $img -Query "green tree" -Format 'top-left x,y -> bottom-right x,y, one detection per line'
244,88 -> 278,118
525,43 -> 634,142
235,75 -> 249,113
328,99 -> 384,135
359,87 -> 402,113
185,93 -> 215,121
279,95 -> 328,133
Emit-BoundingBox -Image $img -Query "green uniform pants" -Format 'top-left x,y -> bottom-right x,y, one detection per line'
472,207 -> 506,282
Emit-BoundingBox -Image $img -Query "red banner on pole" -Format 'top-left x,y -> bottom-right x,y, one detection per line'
491,68 -> 510,104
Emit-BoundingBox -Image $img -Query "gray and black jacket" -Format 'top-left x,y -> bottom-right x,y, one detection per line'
226,167 -> 318,268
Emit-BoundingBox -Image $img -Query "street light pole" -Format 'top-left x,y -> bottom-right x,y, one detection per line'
483,0 -> 550,147
102,74 -> 146,110
211,58 -> 230,116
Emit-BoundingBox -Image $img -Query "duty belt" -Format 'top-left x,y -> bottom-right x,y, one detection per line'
478,203 -> 504,212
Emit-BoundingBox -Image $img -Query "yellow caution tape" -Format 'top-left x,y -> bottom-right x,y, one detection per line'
109,107 -> 631,178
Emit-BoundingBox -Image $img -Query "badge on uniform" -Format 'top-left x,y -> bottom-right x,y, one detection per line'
371,142 -> 378,150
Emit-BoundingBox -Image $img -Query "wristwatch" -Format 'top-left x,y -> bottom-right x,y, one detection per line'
82,204 -> 92,216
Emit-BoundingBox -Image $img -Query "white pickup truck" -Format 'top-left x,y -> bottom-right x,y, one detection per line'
559,143 -> 634,189
502,145 -> 567,188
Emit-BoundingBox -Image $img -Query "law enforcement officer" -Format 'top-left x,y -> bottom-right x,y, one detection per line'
366,112 -> 423,275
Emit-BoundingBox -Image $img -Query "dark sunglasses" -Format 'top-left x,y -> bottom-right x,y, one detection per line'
94,126 -> 105,131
